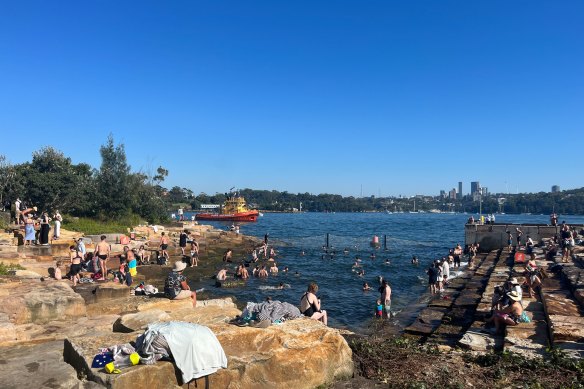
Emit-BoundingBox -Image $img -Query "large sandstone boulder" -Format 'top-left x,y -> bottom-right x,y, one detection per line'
65,319 -> 353,389
0,280 -> 86,325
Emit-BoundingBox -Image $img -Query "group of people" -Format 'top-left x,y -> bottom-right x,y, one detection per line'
424,243 -> 465,295
467,214 -> 496,225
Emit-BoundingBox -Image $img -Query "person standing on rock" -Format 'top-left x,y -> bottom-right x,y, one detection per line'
38,212 -> 51,245
77,238 -> 86,258
14,198 -> 21,224
453,244 -> 462,268
159,232 -> 170,261
164,261 -> 196,306
96,235 -> 111,281
24,212 -> 36,245
53,210 -> 62,240
179,229 -> 188,256
515,228 -> 523,249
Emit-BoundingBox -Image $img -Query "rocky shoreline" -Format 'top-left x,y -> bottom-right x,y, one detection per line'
0,222 -> 353,389
2,221 -> 584,388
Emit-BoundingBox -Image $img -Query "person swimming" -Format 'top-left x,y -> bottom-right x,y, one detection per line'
363,282 -> 371,291
385,259 -> 390,265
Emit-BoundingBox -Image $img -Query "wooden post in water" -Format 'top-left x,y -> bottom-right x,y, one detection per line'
383,235 -> 388,251
326,233 -> 330,249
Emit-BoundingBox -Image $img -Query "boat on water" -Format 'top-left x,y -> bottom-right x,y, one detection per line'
196,193 -> 259,222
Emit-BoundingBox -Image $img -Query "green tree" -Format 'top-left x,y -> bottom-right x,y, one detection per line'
96,135 -> 132,218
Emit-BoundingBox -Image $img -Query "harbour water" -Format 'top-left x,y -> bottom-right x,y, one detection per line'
187,212 -> 584,331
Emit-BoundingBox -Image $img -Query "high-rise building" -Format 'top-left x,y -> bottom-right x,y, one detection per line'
440,190 -> 446,198
449,188 -> 457,200
552,185 -> 560,193
458,182 -> 463,199
471,181 -> 480,196
482,187 -> 488,196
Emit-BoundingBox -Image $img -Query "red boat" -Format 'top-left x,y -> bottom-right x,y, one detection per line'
195,194 -> 259,222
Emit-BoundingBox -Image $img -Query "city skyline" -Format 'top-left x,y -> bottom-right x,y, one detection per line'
1,1 -> 583,197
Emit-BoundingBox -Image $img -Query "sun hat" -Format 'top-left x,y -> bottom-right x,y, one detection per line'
507,291 -> 521,301
173,261 -> 187,272
510,278 -> 519,285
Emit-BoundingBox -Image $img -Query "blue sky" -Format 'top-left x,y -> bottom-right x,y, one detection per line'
1,1 -> 582,197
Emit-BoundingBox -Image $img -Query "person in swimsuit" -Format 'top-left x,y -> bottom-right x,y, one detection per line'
69,246 -> 82,286
95,235 -> 110,281
453,244 -> 462,268
159,232 -> 169,261
216,267 -> 228,281
300,283 -> 327,326
223,249 -> 233,262
379,279 -> 392,319
487,291 -> 524,334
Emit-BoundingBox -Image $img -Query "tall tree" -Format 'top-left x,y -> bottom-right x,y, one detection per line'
97,135 -> 132,218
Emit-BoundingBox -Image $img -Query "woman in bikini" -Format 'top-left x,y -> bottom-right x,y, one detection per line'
69,246 -> 82,286
300,282 -> 328,326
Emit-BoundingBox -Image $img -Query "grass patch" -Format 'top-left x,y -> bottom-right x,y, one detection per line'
0,262 -> 25,275
63,214 -> 145,235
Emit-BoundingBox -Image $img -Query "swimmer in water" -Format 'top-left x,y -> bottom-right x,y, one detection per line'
357,269 -> 365,277
278,282 -> 284,289
295,271 -> 300,276
283,266 -> 289,273
352,261 -> 360,268
363,282 -> 371,291
385,259 -> 390,265
370,253 -> 376,259
300,250 -> 305,256
343,248 -> 349,255
411,256 -> 419,265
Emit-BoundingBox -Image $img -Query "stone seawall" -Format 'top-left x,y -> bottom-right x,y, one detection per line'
465,223 -> 584,252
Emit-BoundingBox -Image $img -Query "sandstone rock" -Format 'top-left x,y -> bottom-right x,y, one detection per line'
113,309 -> 171,333
0,281 -> 86,325
549,315 -> 584,343
0,340 -> 104,389
0,313 -> 119,346
459,330 -> 500,352
65,319 -> 353,389
8,269 -> 43,279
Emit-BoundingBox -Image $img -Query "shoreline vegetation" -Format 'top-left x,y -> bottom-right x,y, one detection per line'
2,141 -> 584,223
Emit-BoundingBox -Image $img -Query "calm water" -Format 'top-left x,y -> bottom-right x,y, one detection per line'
186,212 -> 584,331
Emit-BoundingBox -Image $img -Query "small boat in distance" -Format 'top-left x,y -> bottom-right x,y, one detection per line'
196,192 -> 259,222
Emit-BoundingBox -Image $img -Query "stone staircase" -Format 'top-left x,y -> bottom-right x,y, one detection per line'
404,252 -> 496,347
542,248 -> 584,357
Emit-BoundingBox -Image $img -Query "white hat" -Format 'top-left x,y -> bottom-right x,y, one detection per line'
509,278 -> 519,285
173,261 -> 187,272
507,291 -> 521,301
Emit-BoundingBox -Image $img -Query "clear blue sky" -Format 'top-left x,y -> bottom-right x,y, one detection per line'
1,1 -> 582,197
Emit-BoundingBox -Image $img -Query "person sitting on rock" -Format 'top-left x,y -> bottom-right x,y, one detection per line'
525,261 -> 541,298
486,291 -> 525,334
300,282 -> 328,326
164,261 -> 196,306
